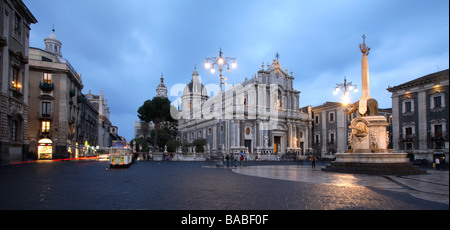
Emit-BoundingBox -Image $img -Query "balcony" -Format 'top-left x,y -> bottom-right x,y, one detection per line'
400,134 -> 416,142
39,82 -> 54,92
429,131 -> 448,142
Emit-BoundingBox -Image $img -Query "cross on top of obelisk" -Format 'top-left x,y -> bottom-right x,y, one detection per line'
359,34 -> 370,55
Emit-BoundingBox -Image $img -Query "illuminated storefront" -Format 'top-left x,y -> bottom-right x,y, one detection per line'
38,138 -> 53,159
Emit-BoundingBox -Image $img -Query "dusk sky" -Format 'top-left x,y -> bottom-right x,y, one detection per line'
23,0 -> 449,142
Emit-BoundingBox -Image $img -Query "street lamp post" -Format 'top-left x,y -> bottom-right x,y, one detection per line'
204,48 -> 237,158
334,76 -> 358,152
204,48 -> 237,92
333,76 -> 358,106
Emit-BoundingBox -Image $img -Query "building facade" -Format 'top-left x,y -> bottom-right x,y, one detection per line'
79,93 -> 98,156
0,0 -> 36,164
85,89 -> 115,148
387,69 -> 449,163
178,59 -> 312,159
310,102 -> 392,159
28,29 -> 84,159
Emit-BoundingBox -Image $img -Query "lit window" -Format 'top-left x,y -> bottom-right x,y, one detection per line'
11,68 -> 22,92
42,121 -> 51,133
43,73 -> 52,84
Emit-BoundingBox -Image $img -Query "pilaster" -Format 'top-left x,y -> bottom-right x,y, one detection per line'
418,91 -> 427,150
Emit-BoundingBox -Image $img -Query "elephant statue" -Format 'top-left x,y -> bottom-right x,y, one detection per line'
343,98 -> 378,117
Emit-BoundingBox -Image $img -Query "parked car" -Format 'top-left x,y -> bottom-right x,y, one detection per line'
412,158 -> 428,166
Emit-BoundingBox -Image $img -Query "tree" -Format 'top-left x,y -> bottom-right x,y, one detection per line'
149,128 -> 172,150
166,139 -> 181,152
193,138 -> 207,153
137,97 -> 176,153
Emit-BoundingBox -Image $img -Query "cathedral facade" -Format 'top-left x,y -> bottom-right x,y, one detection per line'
178,59 -> 312,159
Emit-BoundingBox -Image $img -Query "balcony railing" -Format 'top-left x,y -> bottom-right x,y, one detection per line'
39,82 -> 54,92
400,134 -> 416,142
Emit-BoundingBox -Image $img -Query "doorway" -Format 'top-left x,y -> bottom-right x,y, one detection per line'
274,136 -> 281,153
244,140 -> 252,153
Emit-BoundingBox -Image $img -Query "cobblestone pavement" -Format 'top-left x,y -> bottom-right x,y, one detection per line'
0,160 -> 447,210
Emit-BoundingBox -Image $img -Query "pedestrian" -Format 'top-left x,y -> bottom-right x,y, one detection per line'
239,152 -> 244,167
311,155 -> 316,168
435,157 -> 440,170
225,154 -> 230,168
134,152 -> 139,164
233,153 -> 238,167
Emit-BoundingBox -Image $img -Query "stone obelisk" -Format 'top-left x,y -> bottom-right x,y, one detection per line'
359,34 -> 371,115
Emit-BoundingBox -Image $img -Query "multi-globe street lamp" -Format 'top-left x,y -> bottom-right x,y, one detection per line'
333,76 -> 358,106
203,48 -> 237,157
204,48 -> 237,92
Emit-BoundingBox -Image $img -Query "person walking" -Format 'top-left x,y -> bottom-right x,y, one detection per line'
233,153 -> 238,167
239,151 -> 244,167
311,155 -> 316,168
435,157 -> 440,170
225,154 -> 230,168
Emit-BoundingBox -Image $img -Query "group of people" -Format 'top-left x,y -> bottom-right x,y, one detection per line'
132,152 -> 153,163
223,152 -> 245,167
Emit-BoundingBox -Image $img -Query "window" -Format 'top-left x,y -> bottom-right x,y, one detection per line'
329,112 -> 335,123
315,115 -> 319,125
43,73 -> 52,84
433,96 -> 442,108
430,93 -> 445,110
208,128 -> 212,135
11,67 -> 22,92
277,90 -> 283,109
330,133 -> 335,144
315,134 -> 320,144
42,121 -> 50,133
402,99 -> 415,114
11,121 -> 18,141
14,13 -> 22,36
405,101 -> 412,112
434,125 -> 443,138
42,102 -> 51,117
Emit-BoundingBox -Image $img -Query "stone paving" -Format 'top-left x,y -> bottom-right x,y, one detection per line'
0,160 -> 447,210
231,164 -> 449,205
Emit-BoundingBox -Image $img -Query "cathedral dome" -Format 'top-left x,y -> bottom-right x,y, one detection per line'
183,67 -> 208,97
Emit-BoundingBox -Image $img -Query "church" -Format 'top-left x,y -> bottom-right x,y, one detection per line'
177,58 -> 312,160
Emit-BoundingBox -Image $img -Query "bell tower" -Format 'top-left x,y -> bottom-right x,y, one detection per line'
156,73 -> 167,98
